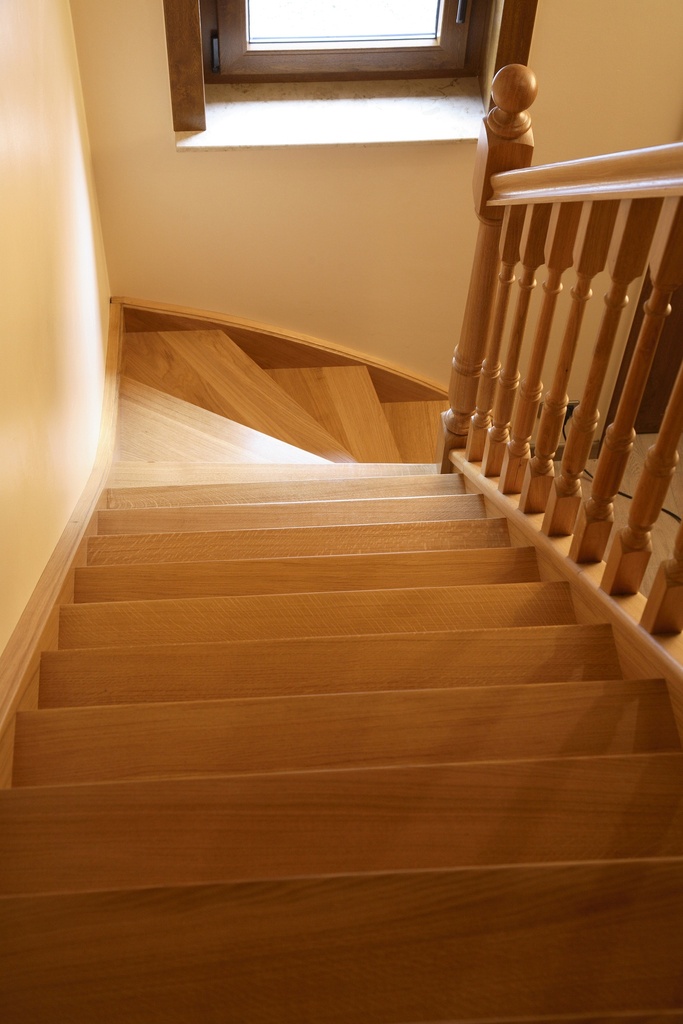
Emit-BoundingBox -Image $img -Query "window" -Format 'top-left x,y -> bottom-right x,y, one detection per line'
163,0 -> 537,133
205,0 -> 483,82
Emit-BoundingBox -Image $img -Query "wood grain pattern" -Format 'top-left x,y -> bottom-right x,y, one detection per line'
441,65 -> 536,456
38,623 -> 623,708
490,141 -> 683,205
119,299 -> 448,403
267,366 -> 402,463
117,377 -> 330,464
73,547 -> 540,604
14,686 -> 680,787
451,450 -> 683,728
58,581 -> 577,649
162,0 -> 205,131
106,473 -> 463,509
3,861 -> 683,1020
87,517 -> 511,566
96,493 -> 486,536
466,204 -> 526,462
499,202 -> 583,495
107,461 -> 435,488
381,400 -> 449,463
124,332 -> 355,460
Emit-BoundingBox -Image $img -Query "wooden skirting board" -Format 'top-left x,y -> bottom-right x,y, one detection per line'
0,302 -> 124,788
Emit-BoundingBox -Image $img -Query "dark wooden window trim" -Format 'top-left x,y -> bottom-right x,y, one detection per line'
163,0 -> 537,132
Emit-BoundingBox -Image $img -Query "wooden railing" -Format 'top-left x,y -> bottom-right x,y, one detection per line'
440,64 -> 683,634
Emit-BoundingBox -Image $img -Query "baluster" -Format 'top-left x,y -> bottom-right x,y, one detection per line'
438,64 -> 537,471
481,204 -> 551,477
570,196 -> 683,563
641,519 -> 683,634
465,204 -> 526,462
601,359 -> 683,595
518,200 -> 619,513
543,198 -> 663,536
498,202 -> 582,494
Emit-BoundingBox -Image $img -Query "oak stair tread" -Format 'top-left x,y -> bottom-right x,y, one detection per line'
381,400 -> 450,463
58,580 -> 577,649
87,516 -> 511,566
105,472 -> 462,509
73,546 -> 540,603
266,365 -> 402,463
124,331 -> 356,460
3,863 -> 683,1022
96,492 -> 486,536
106,461 -> 438,488
13,683 -> 680,788
117,377 -> 331,464
38,623 -> 624,708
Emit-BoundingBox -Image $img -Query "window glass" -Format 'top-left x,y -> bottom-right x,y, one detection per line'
247,1 -> 441,45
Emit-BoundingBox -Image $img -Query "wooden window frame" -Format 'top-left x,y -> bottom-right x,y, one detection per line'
206,0 -> 479,83
163,0 -> 537,132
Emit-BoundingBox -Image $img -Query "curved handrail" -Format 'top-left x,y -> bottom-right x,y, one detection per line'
489,142 -> 683,206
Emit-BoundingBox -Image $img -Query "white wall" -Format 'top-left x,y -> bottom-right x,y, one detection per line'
0,0 -> 110,656
68,0 -> 683,396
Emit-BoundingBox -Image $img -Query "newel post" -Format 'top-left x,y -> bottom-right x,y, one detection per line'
438,64 -> 537,472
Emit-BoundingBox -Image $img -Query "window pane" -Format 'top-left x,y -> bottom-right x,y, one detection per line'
247,1 -> 441,44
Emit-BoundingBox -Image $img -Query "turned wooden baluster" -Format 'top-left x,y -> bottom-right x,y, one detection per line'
518,200 -> 620,513
602,355 -> 683,595
481,203 -> 551,477
543,198 -> 663,536
465,204 -> 526,461
641,518 -> 683,634
498,202 -> 582,494
570,196 -> 683,563
438,64 -> 537,471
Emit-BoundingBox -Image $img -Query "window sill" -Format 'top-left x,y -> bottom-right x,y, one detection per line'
175,79 -> 484,150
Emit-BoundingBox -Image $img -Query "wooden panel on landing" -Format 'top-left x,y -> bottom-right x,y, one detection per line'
382,400 -> 449,463
73,547 -> 540,603
58,581 -> 577,649
105,473 -> 463,509
87,518 -> 511,566
96,493 -> 487,535
267,366 -> 402,463
13,688 -> 680,787
38,624 -> 625,709
121,305 -> 448,402
124,331 -> 355,461
116,378 -> 330,465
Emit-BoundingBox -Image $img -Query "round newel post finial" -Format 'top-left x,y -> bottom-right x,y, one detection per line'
489,64 -> 538,138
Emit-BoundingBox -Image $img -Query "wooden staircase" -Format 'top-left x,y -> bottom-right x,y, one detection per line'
3,321 -> 683,1021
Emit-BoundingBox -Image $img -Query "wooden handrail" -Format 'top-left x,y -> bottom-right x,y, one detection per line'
489,142 -> 683,206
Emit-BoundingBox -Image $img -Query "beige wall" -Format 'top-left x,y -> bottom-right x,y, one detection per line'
69,0 -> 683,397
0,0 -> 110,655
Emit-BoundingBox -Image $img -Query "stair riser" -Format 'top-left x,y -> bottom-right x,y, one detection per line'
106,473 -> 464,509
38,625 -> 624,708
106,463 -> 438,488
73,547 -> 540,604
96,494 -> 487,535
14,683 -> 679,787
57,582 -> 576,650
87,517 -> 511,566
3,863 -> 683,1020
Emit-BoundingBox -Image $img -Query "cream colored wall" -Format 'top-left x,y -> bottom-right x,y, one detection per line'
68,0 -> 683,394
0,0 -> 110,656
